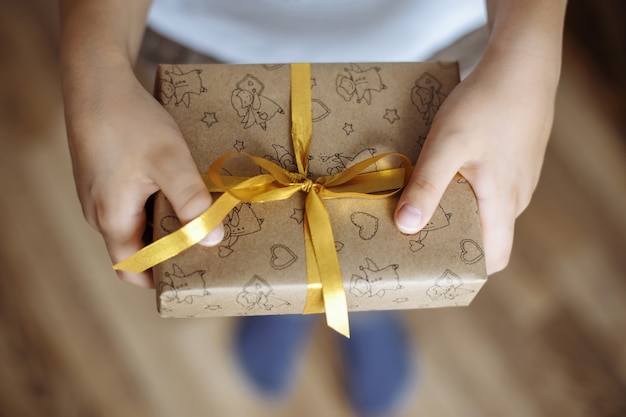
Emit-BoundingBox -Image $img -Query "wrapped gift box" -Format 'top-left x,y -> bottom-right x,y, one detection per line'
149,62 -> 487,322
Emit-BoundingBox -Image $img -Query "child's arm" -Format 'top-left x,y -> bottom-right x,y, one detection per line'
394,0 -> 567,274
59,0 -> 223,288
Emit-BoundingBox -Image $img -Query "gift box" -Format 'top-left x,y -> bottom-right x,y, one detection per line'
117,62 -> 487,336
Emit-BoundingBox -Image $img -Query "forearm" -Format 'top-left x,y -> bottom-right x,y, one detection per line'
485,0 -> 567,87
59,0 -> 152,97
59,0 -> 153,140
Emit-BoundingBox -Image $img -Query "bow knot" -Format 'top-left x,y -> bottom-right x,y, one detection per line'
288,172 -> 314,193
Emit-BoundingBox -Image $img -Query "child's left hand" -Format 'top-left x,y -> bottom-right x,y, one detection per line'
395,46 -> 560,274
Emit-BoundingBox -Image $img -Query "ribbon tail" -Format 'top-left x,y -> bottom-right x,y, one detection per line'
305,190 -> 350,338
302,219 -> 324,314
113,192 -> 240,273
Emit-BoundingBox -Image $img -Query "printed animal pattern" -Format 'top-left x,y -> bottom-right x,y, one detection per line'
231,74 -> 284,130
319,148 -> 377,175
237,275 -> 290,311
220,203 -> 264,258
409,205 -> 452,252
159,264 -> 210,304
336,64 -> 386,104
350,258 -> 403,298
264,144 -> 298,172
426,269 -> 474,301
411,72 -> 447,125
159,65 -> 207,108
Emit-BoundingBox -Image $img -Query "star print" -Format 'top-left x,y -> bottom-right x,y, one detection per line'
234,140 -> 245,152
383,109 -> 400,124
343,123 -> 354,135
201,112 -> 218,128
290,208 -> 305,224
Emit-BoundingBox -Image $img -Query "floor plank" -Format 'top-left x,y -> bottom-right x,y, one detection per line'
1,2 -> 625,417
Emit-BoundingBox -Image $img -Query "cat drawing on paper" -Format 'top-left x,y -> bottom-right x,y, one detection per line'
350,258 -> 403,298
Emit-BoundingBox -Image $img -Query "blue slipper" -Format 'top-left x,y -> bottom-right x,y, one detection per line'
338,311 -> 415,417
234,314 -> 317,399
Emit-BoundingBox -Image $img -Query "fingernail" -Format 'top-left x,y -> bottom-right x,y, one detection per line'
395,204 -> 422,234
199,224 -> 224,246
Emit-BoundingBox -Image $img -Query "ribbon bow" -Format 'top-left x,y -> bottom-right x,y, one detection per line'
114,63 -> 412,337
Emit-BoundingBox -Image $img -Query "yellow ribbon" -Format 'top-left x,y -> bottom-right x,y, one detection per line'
114,63 -> 412,337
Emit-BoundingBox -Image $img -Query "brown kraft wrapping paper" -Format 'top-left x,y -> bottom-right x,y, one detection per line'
151,62 -> 487,318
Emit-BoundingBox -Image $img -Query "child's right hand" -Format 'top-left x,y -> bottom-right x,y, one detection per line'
63,60 -> 223,288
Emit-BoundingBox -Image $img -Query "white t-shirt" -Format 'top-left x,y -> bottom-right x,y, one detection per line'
148,0 -> 487,63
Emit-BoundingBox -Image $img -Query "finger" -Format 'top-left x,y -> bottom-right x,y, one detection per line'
463,168 -> 516,275
114,259 -> 154,288
153,146 -> 224,246
97,189 -> 155,288
395,132 -> 466,234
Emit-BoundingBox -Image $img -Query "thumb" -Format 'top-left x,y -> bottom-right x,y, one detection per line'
394,134 -> 465,234
154,147 -> 224,246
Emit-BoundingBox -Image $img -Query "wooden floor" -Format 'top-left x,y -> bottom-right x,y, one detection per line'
1,2 -> 625,416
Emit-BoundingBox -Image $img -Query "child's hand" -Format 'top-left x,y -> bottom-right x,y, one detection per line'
395,48 -> 559,274
64,63 -> 223,288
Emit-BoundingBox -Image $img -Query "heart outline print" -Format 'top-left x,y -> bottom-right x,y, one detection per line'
270,244 -> 298,270
350,212 -> 379,240
460,239 -> 484,264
